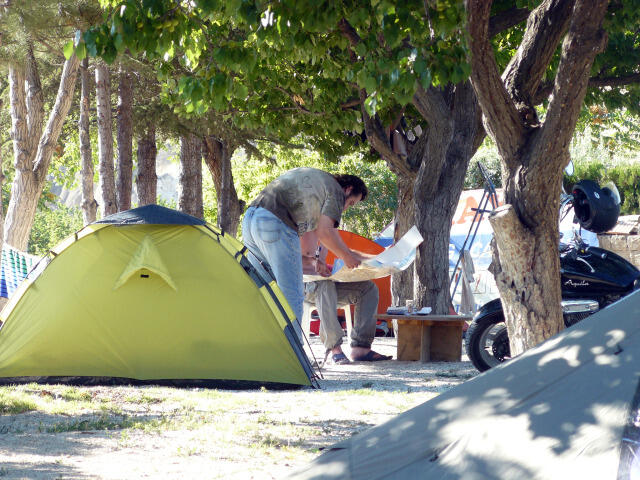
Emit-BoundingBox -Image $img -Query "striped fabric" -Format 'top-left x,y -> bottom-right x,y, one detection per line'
0,245 -> 37,299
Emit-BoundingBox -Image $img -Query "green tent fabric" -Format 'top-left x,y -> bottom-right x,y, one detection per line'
0,205 -> 315,388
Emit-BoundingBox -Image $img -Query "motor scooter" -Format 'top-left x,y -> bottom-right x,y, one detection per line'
465,177 -> 640,372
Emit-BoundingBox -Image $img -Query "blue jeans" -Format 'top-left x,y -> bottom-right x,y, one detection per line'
242,206 -> 304,340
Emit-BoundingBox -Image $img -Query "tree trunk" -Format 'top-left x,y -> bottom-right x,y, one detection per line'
0,147 -> 5,246
361,81 -> 483,316
202,136 -> 243,236
4,54 -> 79,251
79,57 -> 97,225
488,201 -> 563,355
467,0 -> 609,355
390,175 -> 415,306
24,45 -> 44,162
95,63 -> 116,217
338,26 -> 482,318
136,126 -> 157,206
178,133 -> 203,219
413,82 -> 483,314
116,68 -> 133,212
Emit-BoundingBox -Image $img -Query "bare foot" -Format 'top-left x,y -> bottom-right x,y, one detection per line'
349,346 -> 370,360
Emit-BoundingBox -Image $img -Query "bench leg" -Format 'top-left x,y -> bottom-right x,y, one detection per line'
396,322 -> 463,362
430,325 -> 463,361
419,325 -> 431,362
397,323 -> 421,361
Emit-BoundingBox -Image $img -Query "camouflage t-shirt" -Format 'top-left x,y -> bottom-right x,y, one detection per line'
250,168 -> 345,236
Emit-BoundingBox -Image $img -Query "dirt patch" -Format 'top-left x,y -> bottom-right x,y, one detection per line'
0,337 -> 478,479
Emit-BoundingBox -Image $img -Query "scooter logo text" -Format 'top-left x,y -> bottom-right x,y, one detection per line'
564,279 -> 589,287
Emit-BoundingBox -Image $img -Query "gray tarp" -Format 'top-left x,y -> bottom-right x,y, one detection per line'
290,290 -> 640,479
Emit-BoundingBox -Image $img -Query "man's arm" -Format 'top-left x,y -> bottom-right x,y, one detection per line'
300,230 -> 318,257
315,215 -> 362,269
301,232 -> 332,276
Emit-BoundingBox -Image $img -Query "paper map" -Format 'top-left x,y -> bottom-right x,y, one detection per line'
303,226 -> 424,283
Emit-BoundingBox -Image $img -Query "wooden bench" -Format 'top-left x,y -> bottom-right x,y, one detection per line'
377,314 -> 472,362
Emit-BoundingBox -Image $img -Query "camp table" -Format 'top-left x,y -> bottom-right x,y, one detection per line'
376,314 -> 472,362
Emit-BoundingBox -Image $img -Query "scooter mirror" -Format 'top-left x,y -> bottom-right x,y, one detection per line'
564,160 -> 575,176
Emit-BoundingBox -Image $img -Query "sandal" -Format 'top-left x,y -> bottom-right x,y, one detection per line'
331,352 -> 351,365
352,350 -> 392,362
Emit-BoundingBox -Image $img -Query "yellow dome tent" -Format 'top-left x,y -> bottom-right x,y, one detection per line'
0,205 -> 315,388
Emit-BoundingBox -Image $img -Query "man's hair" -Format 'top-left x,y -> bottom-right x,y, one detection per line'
333,174 -> 368,201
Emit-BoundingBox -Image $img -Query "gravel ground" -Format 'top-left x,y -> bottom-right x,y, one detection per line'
0,336 -> 479,479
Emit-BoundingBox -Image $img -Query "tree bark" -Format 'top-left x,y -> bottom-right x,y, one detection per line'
202,136 -> 243,236
390,175 -> 415,306
0,146 -> 5,246
467,0 -> 609,355
178,133 -> 203,219
24,45 -> 44,162
341,20 -> 485,317
358,78 -> 485,317
413,82 -> 484,314
136,126 -> 157,206
79,57 -> 97,225
116,68 -> 133,212
95,63 -> 116,217
4,54 -> 79,251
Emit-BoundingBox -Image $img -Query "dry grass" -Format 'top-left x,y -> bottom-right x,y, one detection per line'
0,337 -> 478,479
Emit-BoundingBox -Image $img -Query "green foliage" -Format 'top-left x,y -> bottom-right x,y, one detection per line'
28,204 -> 84,256
51,112 -> 104,190
202,164 -> 219,226
232,145 -> 397,238
156,196 -> 177,211
336,156 -> 398,237
575,106 -> 640,156
465,139 -> 503,189
565,127 -> 640,214
78,0 -> 469,160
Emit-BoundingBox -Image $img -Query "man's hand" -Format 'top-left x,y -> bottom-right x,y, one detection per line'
342,251 -> 361,269
316,215 -> 364,269
315,260 -> 332,277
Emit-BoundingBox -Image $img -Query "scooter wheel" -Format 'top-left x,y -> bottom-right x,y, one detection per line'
465,310 -> 511,372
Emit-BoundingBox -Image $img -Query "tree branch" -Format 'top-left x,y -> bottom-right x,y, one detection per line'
338,18 -> 361,47
33,54 -> 80,183
488,7 -> 531,37
273,86 -> 326,117
33,34 -> 68,60
534,73 -> 640,104
340,98 -> 362,110
337,17 -> 412,175
359,90 -> 412,176
502,0 -> 575,126
412,85 -> 449,125
540,0 -> 609,162
466,0 -> 525,166
8,65 -> 31,171
25,44 -> 44,160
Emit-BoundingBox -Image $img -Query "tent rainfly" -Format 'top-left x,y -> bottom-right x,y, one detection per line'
0,205 -> 316,388
289,290 -> 640,479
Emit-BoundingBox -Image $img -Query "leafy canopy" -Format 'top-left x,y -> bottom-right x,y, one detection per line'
73,0 -> 468,154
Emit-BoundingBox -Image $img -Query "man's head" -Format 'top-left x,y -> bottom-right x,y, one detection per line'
333,174 -> 368,210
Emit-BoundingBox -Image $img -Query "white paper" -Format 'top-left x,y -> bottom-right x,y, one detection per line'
304,226 -> 424,283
